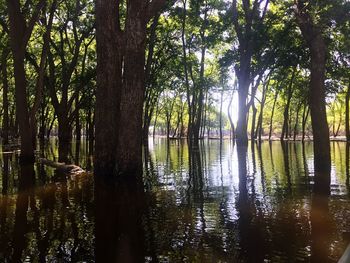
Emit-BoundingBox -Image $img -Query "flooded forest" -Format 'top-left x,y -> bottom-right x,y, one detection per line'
0,0 -> 350,262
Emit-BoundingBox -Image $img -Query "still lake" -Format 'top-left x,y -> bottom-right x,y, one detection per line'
0,138 -> 349,262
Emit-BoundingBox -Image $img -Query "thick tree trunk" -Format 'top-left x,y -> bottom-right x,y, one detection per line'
11,52 -> 34,161
57,115 -> 72,162
296,3 -> 331,193
308,40 -> 331,174
117,0 -> 148,175
94,0 -> 122,176
236,79 -> 249,145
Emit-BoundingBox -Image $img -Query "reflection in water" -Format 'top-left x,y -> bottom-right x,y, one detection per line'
95,175 -> 145,262
0,140 -> 349,261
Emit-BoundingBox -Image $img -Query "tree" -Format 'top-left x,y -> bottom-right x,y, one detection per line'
6,0 -> 46,162
95,0 -> 167,176
295,0 -> 331,191
229,0 -> 270,145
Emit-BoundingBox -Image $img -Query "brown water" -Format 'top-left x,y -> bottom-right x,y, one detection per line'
0,138 -> 349,262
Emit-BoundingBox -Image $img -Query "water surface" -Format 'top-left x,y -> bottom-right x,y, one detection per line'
0,139 -> 349,262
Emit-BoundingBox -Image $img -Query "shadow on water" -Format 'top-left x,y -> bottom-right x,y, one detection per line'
0,139 -> 350,262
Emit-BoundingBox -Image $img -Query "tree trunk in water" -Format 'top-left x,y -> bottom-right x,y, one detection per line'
269,89 -> 279,140
236,80 -> 249,146
94,0 -> 122,176
296,3 -> 331,193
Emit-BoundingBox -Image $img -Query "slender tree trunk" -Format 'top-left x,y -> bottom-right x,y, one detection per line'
47,115 -> 56,139
281,68 -> 296,141
166,114 -> 171,140
201,91 -> 208,138
250,104 -> 257,141
228,89 -> 235,140
29,1 -> 56,148
301,105 -> 309,142
75,93 -> 81,141
256,85 -> 267,142
269,89 -> 279,140
293,103 -> 302,141
153,102 -> 160,139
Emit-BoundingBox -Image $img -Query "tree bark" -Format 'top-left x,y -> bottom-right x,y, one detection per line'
117,0 -> 149,175
95,0 -> 165,176
94,0 -> 122,176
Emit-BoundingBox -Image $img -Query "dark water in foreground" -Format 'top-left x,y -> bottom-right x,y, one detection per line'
0,138 -> 350,262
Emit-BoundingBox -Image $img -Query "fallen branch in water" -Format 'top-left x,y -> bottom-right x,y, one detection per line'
38,158 -> 85,174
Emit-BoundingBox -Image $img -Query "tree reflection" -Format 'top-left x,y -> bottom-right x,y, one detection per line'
95,175 -> 146,262
12,164 -> 35,262
236,145 -> 266,262
310,178 -> 333,262
281,141 -> 292,191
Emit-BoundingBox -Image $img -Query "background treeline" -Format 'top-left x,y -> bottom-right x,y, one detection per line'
0,0 -> 349,152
